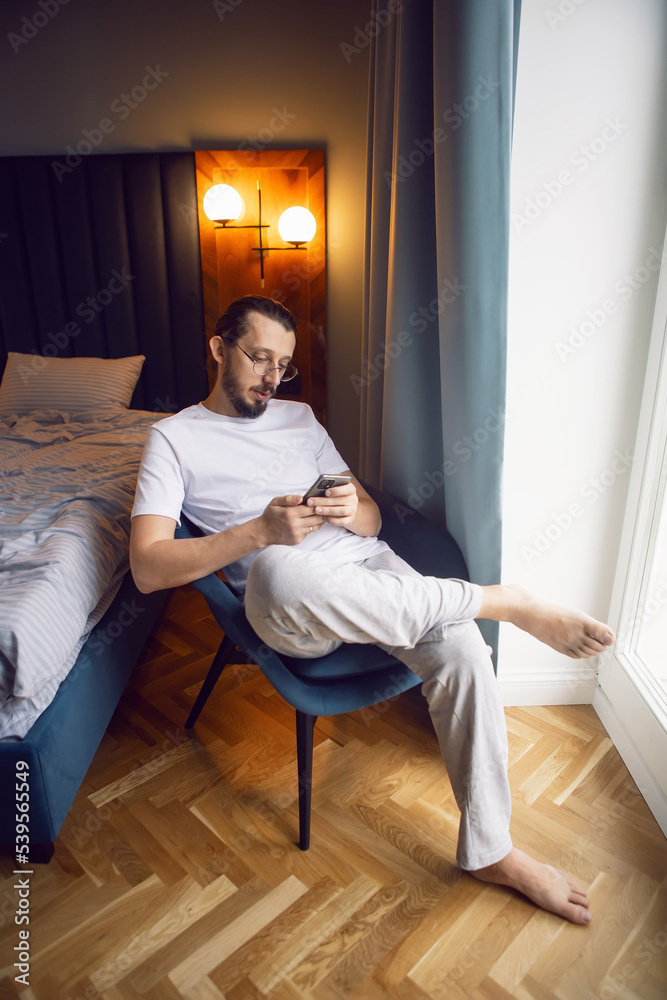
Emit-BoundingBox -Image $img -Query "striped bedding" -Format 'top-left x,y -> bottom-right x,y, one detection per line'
0,407 -> 163,739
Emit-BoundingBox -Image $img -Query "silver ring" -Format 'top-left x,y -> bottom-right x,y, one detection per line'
309,525 -> 313,532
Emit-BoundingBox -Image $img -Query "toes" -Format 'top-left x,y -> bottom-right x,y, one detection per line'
583,636 -> 610,652
567,903 -> 592,925
580,642 -> 605,657
554,872 -> 591,921
559,872 -> 588,899
568,635 -> 611,658
585,625 -> 614,646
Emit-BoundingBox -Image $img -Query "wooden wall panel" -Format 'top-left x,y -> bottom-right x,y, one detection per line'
195,150 -> 326,425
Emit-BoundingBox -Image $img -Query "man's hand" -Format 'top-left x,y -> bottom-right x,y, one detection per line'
305,482 -> 359,527
258,494 -> 325,546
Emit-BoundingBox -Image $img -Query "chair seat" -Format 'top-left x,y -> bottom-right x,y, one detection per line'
281,640 -> 402,680
273,660 -> 422,717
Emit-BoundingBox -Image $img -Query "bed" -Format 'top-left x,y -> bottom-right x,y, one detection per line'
0,354 -> 176,862
0,151 -> 208,860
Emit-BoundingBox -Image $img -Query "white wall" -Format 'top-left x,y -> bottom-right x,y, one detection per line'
500,0 -> 667,702
0,0 -> 371,468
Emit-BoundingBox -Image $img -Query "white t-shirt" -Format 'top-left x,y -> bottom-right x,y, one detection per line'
131,400 -> 388,594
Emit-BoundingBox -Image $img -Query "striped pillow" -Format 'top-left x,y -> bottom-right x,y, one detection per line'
0,353 -> 145,415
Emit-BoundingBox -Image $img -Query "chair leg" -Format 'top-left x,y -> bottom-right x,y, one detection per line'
29,841 -> 55,864
296,711 -> 317,851
186,634 -> 236,728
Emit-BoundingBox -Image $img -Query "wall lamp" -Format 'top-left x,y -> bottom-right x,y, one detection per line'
203,181 -> 317,287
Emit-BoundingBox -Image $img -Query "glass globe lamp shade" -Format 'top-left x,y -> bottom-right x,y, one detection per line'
278,206 -> 317,246
203,184 -> 243,223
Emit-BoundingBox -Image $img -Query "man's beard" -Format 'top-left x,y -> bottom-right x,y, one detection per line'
220,369 -> 275,419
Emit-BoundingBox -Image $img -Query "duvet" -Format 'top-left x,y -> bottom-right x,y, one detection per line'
0,407 -> 161,739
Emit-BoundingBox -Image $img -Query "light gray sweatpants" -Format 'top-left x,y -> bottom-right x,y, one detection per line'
244,545 -> 512,870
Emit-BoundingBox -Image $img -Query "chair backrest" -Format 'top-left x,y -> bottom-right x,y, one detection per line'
361,480 -> 469,580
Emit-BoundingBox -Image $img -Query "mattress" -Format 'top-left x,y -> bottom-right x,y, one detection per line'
0,407 -> 162,739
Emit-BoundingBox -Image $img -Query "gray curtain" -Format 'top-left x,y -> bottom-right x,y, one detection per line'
361,0 -> 521,659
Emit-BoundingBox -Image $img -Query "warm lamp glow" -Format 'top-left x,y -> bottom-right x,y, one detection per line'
278,206 -> 316,246
203,184 -> 243,223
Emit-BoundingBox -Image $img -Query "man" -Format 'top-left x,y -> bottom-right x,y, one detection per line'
130,294 -> 615,925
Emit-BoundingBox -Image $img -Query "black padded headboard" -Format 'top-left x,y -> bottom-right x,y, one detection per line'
0,152 -> 208,411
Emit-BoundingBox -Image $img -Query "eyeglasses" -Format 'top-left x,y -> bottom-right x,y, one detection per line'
228,341 -> 298,382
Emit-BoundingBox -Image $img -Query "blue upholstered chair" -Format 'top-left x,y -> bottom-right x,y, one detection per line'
177,482 -> 469,850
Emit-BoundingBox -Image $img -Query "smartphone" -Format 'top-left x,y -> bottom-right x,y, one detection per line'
301,473 -> 353,504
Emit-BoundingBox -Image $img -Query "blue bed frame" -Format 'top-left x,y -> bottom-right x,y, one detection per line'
0,575 -> 169,862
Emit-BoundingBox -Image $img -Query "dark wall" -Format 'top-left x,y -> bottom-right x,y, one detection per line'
0,0 -> 372,463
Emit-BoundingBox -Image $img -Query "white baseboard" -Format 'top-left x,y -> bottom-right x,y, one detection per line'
592,686 -> 667,837
498,666 -> 597,706
496,665 -> 667,835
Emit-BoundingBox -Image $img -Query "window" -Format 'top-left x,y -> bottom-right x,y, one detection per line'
595,227 -> 667,836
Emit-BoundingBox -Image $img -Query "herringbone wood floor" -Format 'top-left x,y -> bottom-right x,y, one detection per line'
1,585 -> 666,1000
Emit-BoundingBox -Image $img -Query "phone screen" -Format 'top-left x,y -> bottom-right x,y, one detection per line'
301,474 -> 352,503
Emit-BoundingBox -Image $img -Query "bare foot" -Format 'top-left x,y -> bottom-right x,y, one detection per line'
469,847 -> 592,924
505,585 -> 614,659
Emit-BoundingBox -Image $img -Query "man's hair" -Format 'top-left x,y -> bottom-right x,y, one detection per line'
213,295 -> 297,347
